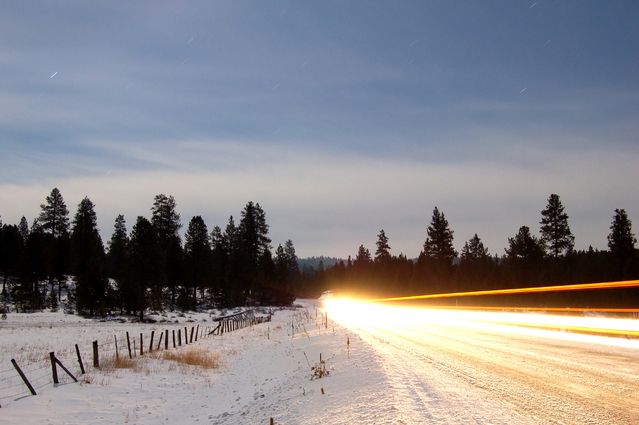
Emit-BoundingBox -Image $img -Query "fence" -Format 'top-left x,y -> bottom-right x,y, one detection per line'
0,310 -> 271,408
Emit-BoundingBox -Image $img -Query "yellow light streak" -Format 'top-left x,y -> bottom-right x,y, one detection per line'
411,305 -> 639,314
323,298 -> 639,348
366,279 -> 639,302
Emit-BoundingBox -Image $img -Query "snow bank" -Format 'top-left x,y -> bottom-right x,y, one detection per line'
0,300 -> 398,424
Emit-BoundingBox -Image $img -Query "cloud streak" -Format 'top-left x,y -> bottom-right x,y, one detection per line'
1,1 -> 638,259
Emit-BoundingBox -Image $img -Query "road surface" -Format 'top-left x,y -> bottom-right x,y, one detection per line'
328,304 -> 639,424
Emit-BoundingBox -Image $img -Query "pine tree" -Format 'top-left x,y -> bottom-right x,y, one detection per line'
70,197 -> 107,315
38,188 -> 69,238
125,216 -> 157,319
505,226 -> 545,261
184,215 -> 211,306
151,194 -> 183,307
284,239 -> 300,277
458,234 -> 494,292
238,202 -> 271,266
23,222 -> 46,310
461,234 -> 489,262
106,215 -> 128,313
374,230 -> 391,263
222,216 -> 242,306
37,188 -> 70,304
18,217 -> 29,242
354,245 -> 372,265
1,224 -> 23,297
423,207 -> 457,267
504,226 -> 546,287
209,225 -> 226,305
607,208 -> 637,277
151,194 -> 182,242
540,194 -> 574,258
223,216 -> 237,252
237,202 -> 271,305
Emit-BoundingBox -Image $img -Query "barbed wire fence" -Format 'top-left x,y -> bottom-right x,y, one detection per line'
0,309 -> 273,409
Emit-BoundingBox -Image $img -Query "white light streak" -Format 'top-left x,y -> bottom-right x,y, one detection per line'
324,300 -> 639,349
50,72 -> 57,78
520,87 -> 527,93
187,38 -> 194,44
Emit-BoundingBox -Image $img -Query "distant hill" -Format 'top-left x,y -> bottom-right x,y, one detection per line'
297,256 -> 344,272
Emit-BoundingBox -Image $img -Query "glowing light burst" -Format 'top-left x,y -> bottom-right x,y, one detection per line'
323,299 -> 639,349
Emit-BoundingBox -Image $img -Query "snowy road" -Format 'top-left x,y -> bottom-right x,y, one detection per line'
327,303 -> 639,424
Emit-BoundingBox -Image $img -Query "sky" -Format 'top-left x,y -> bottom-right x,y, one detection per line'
1,1 -> 638,259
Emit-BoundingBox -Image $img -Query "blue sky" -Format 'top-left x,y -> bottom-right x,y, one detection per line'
1,1 -> 638,258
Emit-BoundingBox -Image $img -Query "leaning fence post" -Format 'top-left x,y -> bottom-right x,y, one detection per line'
156,331 -> 163,351
190,326 -> 195,343
114,335 -> 119,360
11,359 -> 37,395
93,340 -> 99,368
126,331 -> 132,359
75,344 -> 85,374
149,330 -> 155,353
50,352 -> 59,384
184,327 -> 188,344
54,356 -> 78,383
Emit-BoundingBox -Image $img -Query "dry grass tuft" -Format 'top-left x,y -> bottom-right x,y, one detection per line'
159,347 -> 220,369
100,355 -> 136,372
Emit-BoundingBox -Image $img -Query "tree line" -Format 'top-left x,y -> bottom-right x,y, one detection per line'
0,188 -> 299,317
302,194 -> 638,308
2,191 -> 637,313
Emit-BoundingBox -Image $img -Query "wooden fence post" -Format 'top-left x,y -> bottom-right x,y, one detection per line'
114,336 -> 119,360
11,359 -> 37,396
178,329 -> 181,346
184,327 -> 188,344
172,329 -> 176,348
93,341 -> 99,368
50,352 -> 59,384
54,356 -> 78,383
140,333 -> 144,356
75,344 -> 85,374
126,331 -> 132,359
165,329 -> 169,350
156,331 -> 163,351
190,326 -> 194,343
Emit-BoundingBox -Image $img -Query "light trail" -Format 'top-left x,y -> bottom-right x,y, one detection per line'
324,278 -> 639,347
365,279 -> 639,302
406,305 -> 639,314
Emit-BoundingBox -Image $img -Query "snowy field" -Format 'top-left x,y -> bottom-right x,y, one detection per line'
4,298 -> 638,424
0,300 -> 399,424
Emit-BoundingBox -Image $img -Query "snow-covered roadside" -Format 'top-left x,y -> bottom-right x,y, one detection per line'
1,300 -> 399,424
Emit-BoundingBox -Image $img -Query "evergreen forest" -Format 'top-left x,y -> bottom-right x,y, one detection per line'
1,189 -> 638,316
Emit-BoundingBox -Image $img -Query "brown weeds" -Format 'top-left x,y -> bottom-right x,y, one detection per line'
159,347 -> 220,369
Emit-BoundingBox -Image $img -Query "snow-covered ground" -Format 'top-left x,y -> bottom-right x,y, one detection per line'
0,300 -> 398,424
4,298 -> 638,424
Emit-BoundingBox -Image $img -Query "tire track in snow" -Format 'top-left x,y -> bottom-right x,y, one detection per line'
338,318 -> 639,424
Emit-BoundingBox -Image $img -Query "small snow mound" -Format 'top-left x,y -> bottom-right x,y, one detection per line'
318,290 -> 333,301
